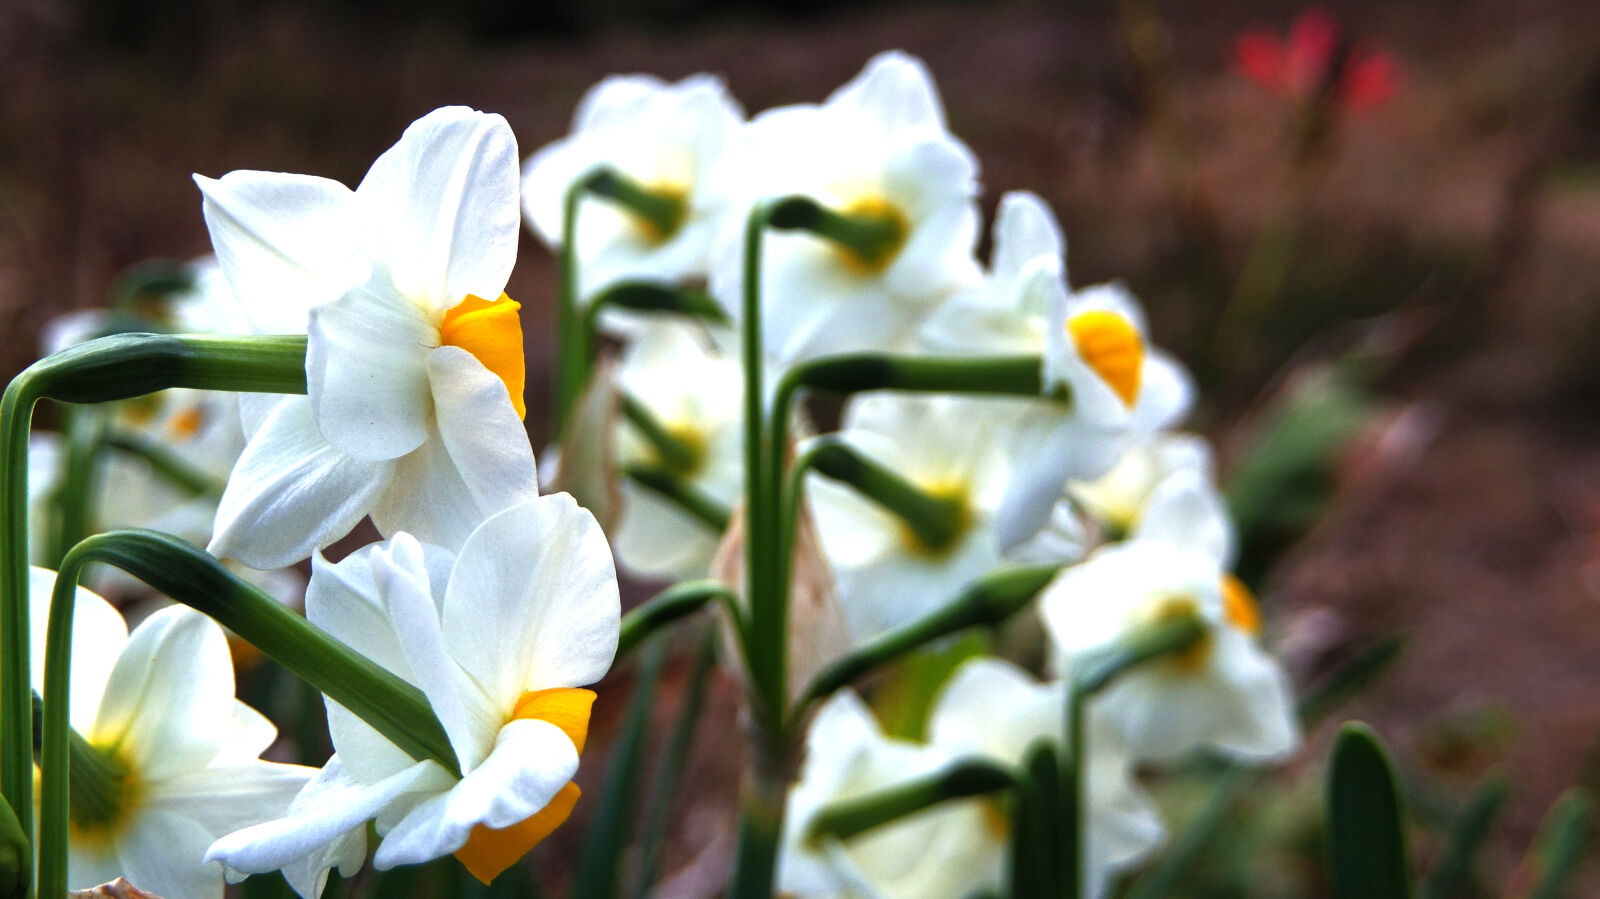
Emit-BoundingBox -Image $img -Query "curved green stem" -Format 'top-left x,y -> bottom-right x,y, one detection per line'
790,564 -> 1060,725
1,332 -> 306,844
556,176 -> 590,437
616,580 -> 740,661
805,758 -> 1018,847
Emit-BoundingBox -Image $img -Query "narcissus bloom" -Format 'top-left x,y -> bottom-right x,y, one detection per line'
195,106 -> 538,569
778,691 -> 999,899
1068,433 -> 1216,542
924,191 -> 1193,550
928,658 -> 1165,899
522,73 -> 744,328
206,494 -> 620,895
28,569 -> 315,899
711,50 -> 982,364
612,321 -> 743,581
1038,471 -> 1297,762
808,394 -> 1018,643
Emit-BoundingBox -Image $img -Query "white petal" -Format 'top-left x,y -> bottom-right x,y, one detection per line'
356,107 -> 520,311
209,397 -> 394,569
117,806 -> 224,899
928,657 -> 1061,767
27,568 -> 127,733
146,761 -> 316,839
1133,350 -> 1195,433
1132,468 -> 1235,567
206,756 -> 448,895
1206,630 -> 1300,761
369,533 -> 502,771
194,171 -> 364,334
306,276 -> 435,461
994,412 -> 1124,551
91,606 -> 235,782
831,51 -> 947,134
214,702 -> 279,764
443,494 -> 619,707
373,717 -> 578,868
992,191 -> 1065,284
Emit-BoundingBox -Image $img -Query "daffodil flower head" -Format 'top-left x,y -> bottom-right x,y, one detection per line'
927,657 -> 1166,899
778,691 -> 1000,899
612,320 -> 743,580
195,106 -> 540,569
712,50 -> 982,363
27,568 -> 316,899
1038,471 -> 1297,762
522,74 -> 744,327
809,394 -> 1018,643
206,493 -> 620,895
1070,435 -> 1220,544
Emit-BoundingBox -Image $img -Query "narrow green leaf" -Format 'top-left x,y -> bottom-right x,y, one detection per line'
572,642 -> 667,899
630,631 -> 718,899
1295,635 -> 1407,725
1326,722 -> 1412,899
1418,772 -> 1509,899
0,790 -> 27,899
616,581 -> 736,661
1524,788 -> 1592,899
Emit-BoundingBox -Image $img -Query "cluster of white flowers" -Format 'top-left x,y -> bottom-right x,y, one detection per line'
22,48 -> 1303,899
523,52 -> 1300,899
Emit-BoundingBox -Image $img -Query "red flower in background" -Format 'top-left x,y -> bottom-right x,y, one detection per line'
1233,8 -> 1399,111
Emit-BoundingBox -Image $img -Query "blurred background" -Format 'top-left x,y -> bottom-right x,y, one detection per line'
4,0 -> 1600,894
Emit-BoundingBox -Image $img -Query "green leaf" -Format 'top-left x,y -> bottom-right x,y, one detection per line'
1418,772 -> 1509,899
0,791 -> 27,899
1326,722 -> 1412,899
1523,788 -> 1592,899
805,758 -> 1017,846
571,642 -> 667,899
630,631 -> 718,899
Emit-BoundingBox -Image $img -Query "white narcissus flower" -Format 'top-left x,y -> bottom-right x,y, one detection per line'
194,106 -> 539,569
206,493 -> 620,896
1068,433 -> 1216,541
778,691 -> 999,899
808,394 -> 1017,643
711,50 -> 982,364
927,658 -> 1165,899
612,320 -> 742,581
920,191 -> 1195,551
27,568 -> 316,899
1038,471 -> 1298,762
522,73 -> 745,330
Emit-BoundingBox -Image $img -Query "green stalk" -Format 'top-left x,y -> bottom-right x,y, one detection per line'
621,466 -> 732,534
791,564 -> 1060,722
1071,614 -> 1207,696
583,282 -> 729,337
767,195 -> 906,272
0,332 -> 307,842
728,199 -> 790,899
804,758 -> 1017,846
556,176 -> 590,437
619,394 -> 702,475
47,405 -> 108,568
1418,773 -> 1509,899
585,169 -> 687,242
800,438 -> 969,553
102,430 -> 227,498
615,580 -> 739,661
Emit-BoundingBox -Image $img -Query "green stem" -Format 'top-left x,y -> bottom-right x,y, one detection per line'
583,282 -> 729,338
791,564 -> 1060,724
804,758 -> 1018,846
0,789 -> 24,899
800,438 -> 969,553
615,580 -> 739,661
1072,614 -> 1207,696
1063,689 -> 1084,899
556,176 -> 590,438
47,405 -> 108,568
768,195 -> 906,272
621,466 -> 732,534
586,169 -> 687,242
102,430 -> 227,498
1,332 -> 306,845
630,631 -> 718,899
619,394 -> 702,475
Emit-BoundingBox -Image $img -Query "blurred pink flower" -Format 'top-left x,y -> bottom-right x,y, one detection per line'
1233,8 -> 1400,112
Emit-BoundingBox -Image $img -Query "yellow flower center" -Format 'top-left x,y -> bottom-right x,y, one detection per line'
440,293 -> 527,421
166,405 -> 205,441
453,687 -> 596,884
1067,310 -> 1144,408
1144,595 -> 1212,671
1220,574 -> 1262,636
832,196 -> 909,276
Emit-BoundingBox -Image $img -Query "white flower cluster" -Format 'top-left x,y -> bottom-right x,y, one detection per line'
25,48 -> 1300,899
523,52 -> 1300,899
